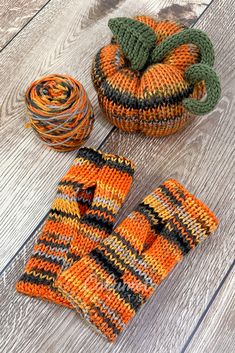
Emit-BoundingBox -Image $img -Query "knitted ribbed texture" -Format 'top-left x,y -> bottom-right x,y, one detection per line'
56,179 -> 218,341
92,16 -> 221,136
16,147 -> 135,307
183,63 -> 221,115
151,28 -> 215,66
108,17 -> 156,70
150,29 -> 220,115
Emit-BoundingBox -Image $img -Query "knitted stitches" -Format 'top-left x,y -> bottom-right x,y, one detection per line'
92,16 -> 221,136
108,17 -> 157,70
56,179 -> 218,341
16,147 -> 135,307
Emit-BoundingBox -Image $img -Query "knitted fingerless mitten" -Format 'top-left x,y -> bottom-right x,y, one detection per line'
16,147 -> 135,307
56,179 -> 218,340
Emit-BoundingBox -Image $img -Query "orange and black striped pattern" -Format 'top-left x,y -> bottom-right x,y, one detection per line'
56,179 -> 218,341
16,147 -> 135,307
92,17 -> 204,136
25,75 -> 94,152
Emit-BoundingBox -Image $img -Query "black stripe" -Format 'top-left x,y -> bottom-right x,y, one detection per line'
114,278 -> 143,311
111,230 -> 140,258
105,159 -> 135,176
100,232 -> 153,287
92,50 -> 104,88
31,268 -> 57,279
161,219 -> 193,255
113,113 -> 184,125
195,215 -> 211,236
49,208 -> 79,221
89,204 -> 115,218
137,202 -> 166,233
75,147 -> 105,166
174,212 -> 209,246
99,79 -> 194,110
80,213 -> 113,233
19,270 -> 55,287
37,238 -> 69,250
102,243 -> 149,287
91,306 -> 121,336
58,179 -> 83,189
160,184 -> 185,208
67,251 -> 81,263
90,248 -> 123,279
90,249 -> 143,311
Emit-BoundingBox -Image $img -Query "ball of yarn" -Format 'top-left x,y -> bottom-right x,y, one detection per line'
25,74 -> 94,152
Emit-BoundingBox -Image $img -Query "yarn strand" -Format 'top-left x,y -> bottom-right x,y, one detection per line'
25,74 -> 94,152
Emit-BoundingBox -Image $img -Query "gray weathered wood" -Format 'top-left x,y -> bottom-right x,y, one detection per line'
185,264 -> 235,353
99,0 -> 235,350
3,0 -> 235,353
0,0 -> 49,50
0,0 -> 210,272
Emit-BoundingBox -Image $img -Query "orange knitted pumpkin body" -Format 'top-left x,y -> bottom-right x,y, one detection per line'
92,17 -> 205,136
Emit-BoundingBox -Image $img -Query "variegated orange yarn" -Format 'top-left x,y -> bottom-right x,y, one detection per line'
16,147 -> 135,307
56,179 -> 218,341
25,74 -> 94,152
92,17 -> 205,136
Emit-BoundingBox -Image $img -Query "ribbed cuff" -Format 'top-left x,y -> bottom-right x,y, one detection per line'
56,254 -> 120,341
75,147 -> 136,173
160,183 -> 218,254
103,152 -> 136,176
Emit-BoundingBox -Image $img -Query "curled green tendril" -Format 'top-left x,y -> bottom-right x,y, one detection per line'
183,64 -> 221,115
108,18 -> 221,115
151,28 -> 215,67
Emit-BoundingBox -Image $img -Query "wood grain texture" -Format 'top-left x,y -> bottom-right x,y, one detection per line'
0,0 -> 49,50
4,0 -> 235,353
0,0 -> 210,272
98,0 -> 235,350
185,264 -> 235,353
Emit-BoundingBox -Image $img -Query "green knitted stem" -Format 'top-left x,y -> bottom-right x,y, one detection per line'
151,29 -> 215,67
108,17 -> 157,70
108,17 -> 220,115
183,64 -> 221,115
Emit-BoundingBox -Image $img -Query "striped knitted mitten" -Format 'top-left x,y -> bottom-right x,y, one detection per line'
16,147 -> 135,307
56,179 -> 218,340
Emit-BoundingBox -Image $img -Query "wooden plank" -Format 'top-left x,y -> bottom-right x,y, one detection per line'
0,0 -> 49,50
0,0 -> 211,272
184,264 -> 235,353
0,0 -> 111,272
97,0 -> 235,351
0,1 -> 218,353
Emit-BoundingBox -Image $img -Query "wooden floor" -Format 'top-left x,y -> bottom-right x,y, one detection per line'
0,0 -> 234,352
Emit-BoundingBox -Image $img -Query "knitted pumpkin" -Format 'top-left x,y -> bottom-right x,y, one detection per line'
92,16 -> 221,136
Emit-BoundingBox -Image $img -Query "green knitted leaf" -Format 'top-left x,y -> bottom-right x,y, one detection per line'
183,64 -> 221,115
151,28 -> 215,67
108,17 -> 157,70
